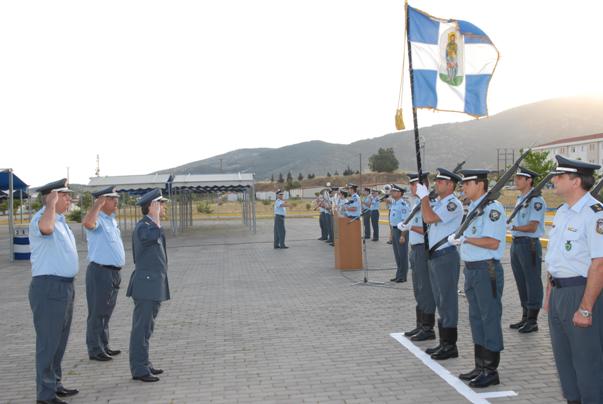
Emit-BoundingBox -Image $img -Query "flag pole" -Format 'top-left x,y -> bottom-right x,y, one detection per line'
404,1 -> 430,250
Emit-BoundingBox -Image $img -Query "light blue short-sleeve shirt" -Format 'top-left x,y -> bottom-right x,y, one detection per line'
86,211 -> 126,267
274,199 -> 286,216
428,194 -> 463,251
29,207 -> 79,278
389,199 -> 409,226
409,200 -> 426,245
545,193 -> 603,278
460,195 -> 507,262
511,191 -> 546,238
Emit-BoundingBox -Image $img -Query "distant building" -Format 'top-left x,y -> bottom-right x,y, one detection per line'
534,133 -> 603,170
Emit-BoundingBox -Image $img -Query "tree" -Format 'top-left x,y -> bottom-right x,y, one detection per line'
343,166 -> 353,176
368,147 -> 399,173
521,149 -> 556,181
334,170 -> 339,176
277,173 -> 284,183
286,171 -> 293,182
270,174 -> 274,183
297,172 -> 304,181
326,172 -> 331,178
308,173 -> 315,179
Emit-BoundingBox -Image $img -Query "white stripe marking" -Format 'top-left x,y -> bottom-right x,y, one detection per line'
390,333 -> 517,403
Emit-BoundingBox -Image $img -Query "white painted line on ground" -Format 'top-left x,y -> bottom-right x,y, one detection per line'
390,333 -> 517,404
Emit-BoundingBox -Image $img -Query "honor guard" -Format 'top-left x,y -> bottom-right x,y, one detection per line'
362,187 -> 372,239
29,179 -> 79,403
273,189 -> 289,249
416,168 -> 464,359
127,189 -> 170,382
369,189 -> 381,241
83,186 -> 126,362
545,156 -> 603,404
509,167 -> 546,333
398,173 -> 436,341
449,169 -> 506,388
389,184 -> 409,282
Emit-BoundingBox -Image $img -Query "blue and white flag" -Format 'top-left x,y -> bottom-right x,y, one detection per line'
408,6 -> 499,117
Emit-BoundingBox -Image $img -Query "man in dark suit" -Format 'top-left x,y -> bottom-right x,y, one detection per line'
127,189 -> 170,382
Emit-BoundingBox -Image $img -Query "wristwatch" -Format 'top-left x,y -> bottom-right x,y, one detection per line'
579,308 -> 592,318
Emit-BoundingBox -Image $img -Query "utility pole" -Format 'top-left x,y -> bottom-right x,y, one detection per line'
95,154 -> 100,176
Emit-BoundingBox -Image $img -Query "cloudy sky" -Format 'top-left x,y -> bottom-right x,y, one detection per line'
1,0 -> 602,186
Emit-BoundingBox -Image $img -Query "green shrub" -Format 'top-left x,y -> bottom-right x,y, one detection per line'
262,200 -> 271,206
67,208 -> 82,223
305,203 -> 311,210
196,201 -> 213,214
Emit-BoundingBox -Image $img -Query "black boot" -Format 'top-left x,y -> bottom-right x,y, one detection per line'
431,327 -> 458,360
518,309 -> 539,333
404,308 -> 422,337
459,345 -> 484,381
412,312 -> 436,341
470,348 -> 500,388
509,307 -> 527,329
425,321 -> 442,354
566,400 -> 581,404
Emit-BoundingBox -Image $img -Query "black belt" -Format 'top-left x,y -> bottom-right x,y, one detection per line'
92,262 -> 121,271
550,276 -> 587,288
34,275 -> 74,283
464,259 -> 499,269
410,243 -> 424,250
512,236 -> 538,241
430,246 -> 456,258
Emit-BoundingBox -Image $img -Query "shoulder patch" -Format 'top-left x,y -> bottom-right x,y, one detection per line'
447,201 -> 457,212
489,209 -> 501,222
597,219 -> 603,235
534,202 -> 543,211
590,204 -> 603,213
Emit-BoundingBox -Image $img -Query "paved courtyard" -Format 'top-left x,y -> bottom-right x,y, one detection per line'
1,218 -> 563,403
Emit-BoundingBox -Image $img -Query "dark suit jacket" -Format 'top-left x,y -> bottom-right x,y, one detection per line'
126,215 -> 170,301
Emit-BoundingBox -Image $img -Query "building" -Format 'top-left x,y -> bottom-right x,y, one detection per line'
533,133 -> 603,169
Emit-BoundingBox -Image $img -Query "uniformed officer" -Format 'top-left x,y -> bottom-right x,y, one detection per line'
342,183 -> 361,219
545,155 -> 603,404
337,189 -> 349,216
362,187 -> 372,239
127,189 -> 170,382
369,189 -> 381,241
416,168 -> 463,358
449,169 -> 506,388
325,187 -> 337,246
389,184 -> 409,282
509,167 -> 546,333
273,189 -> 289,249
317,193 -> 328,241
29,179 -> 79,404
83,186 -> 126,361
398,173 -> 436,341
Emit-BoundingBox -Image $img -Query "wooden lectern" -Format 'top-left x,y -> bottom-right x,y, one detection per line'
334,214 -> 363,270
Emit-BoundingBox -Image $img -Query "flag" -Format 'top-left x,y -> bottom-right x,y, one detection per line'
407,5 -> 499,117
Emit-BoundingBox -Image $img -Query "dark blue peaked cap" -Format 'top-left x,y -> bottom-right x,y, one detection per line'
92,186 -> 119,198
391,184 -> 407,193
516,166 -> 539,179
37,178 -> 73,195
435,168 -> 462,182
136,189 -> 168,206
460,169 -> 490,181
408,172 -> 429,183
554,155 -> 600,175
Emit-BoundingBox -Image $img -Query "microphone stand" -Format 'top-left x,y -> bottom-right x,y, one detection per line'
349,209 -> 386,286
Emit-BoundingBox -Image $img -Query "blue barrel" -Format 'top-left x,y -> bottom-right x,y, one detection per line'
13,226 -> 31,260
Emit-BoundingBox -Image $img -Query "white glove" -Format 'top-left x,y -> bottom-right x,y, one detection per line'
447,234 -> 464,246
416,184 -> 429,200
506,223 -> 514,232
397,222 -> 411,232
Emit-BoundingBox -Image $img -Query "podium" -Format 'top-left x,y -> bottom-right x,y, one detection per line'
334,214 -> 363,270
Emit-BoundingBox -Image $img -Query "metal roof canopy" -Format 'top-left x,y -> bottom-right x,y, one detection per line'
1,169 -> 30,262
171,173 -> 254,192
87,174 -> 171,194
0,170 -> 28,190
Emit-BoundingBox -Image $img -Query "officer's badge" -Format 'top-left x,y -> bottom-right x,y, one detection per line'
565,240 -> 572,251
471,226 -> 477,234
447,201 -> 457,212
597,219 -> 603,235
590,204 -> 603,213
534,202 -> 543,211
489,210 -> 501,222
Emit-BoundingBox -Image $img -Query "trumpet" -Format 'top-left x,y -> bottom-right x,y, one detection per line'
379,184 -> 393,202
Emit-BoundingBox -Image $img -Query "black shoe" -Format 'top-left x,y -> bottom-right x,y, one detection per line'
371,238 -> 379,241
106,348 -> 121,356
37,398 -> 68,404
431,344 -> 458,360
328,243 -> 334,246
509,307 -> 528,329
56,386 -> 79,397
469,348 -> 500,388
274,246 -> 280,249
318,237 -> 327,240
411,328 -> 436,341
133,374 -> 160,382
425,344 -> 441,355
404,308 -> 422,337
89,352 -> 112,361
459,345 -> 484,381
281,246 -> 289,249
390,278 -> 398,282
386,240 -> 393,244
518,309 -> 540,333
150,367 -> 164,375
395,279 -> 406,283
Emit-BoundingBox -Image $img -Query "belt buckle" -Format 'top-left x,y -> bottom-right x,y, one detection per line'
550,278 -> 557,287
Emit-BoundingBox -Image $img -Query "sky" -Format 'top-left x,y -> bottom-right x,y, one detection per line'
1,0 -> 603,187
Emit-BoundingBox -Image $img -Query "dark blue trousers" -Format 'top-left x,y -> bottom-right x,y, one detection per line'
29,276 -> 75,400
510,238 -> 543,310
86,262 -> 121,356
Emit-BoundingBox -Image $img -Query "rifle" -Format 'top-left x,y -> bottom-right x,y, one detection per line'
446,149 -> 531,244
506,172 -> 555,224
402,160 -> 466,226
591,177 -> 603,203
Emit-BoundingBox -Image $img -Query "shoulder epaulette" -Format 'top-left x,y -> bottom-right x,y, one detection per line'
590,203 -> 603,213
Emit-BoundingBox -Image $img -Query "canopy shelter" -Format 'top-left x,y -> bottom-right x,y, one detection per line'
86,173 -> 256,234
170,173 -> 256,233
1,169 -> 29,262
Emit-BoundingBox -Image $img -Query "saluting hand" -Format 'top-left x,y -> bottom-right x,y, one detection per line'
149,201 -> 161,222
93,196 -> 106,210
46,190 -> 59,207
